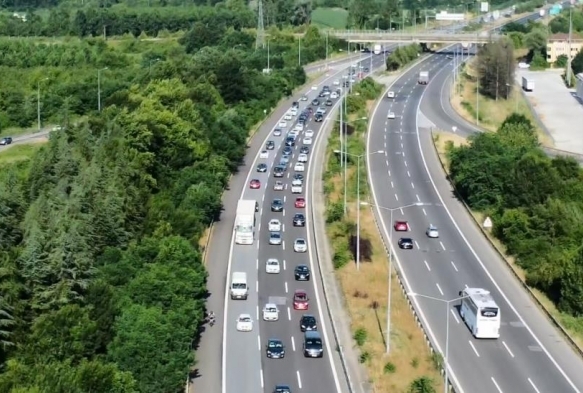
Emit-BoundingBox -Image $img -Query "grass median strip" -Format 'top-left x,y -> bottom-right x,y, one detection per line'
322,76 -> 443,392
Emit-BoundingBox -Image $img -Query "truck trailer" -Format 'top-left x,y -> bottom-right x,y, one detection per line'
234,199 -> 256,245
522,76 -> 534,92
418,71 -> 429,85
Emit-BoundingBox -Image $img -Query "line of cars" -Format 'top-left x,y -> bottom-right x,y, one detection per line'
394,220 -> 440,250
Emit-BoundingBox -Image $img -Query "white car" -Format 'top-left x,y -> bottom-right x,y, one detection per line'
294,238 -> 308,253
387,111 -> 395,119
268,219 -> 282,232
304,129 -> 314,138
333,79 -> 340,86
284,113 -> 292,121
294,123 -> 304,132
303,137 -> 313,145
274,181 -> 284,191
236,314 -> 254,332
311,85 -> 318,90
259,150 -> 269,159
426,224 -> 439,238
263,304 -> 280,321
298,153 -> 308,163
288,129 -> 299,138
292,178 -> 303,186
278,120 -> 287,128
265,258 -> 281,274
387,91 -> 395,99
294,163 -> 305,172
330,92 -> 338,99
290,108 -> 298,116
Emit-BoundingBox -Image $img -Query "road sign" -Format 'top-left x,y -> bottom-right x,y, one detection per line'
483,217 -> 493,228
481,2 -> 489,12
436,11 -> 465,21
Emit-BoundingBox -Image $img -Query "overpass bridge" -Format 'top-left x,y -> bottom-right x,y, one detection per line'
326,30 -> 501,44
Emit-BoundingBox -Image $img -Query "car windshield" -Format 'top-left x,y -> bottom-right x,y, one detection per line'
240,316 -> 251,322
269,341 -> 283,348
295,293 -> 307,301
268,260 -> 278,265
265,307 -> 277,312
271,233 -> 281,239
297,265 -> 308,272
303,316 -> 316,324
296,240 -> 305,245
273,200 -> 282,205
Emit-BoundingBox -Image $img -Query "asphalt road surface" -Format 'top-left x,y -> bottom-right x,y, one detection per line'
367,50 -> 583,393
220,54 -> 388,393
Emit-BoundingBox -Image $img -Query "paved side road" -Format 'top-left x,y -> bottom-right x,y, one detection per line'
0,127 -> 56,153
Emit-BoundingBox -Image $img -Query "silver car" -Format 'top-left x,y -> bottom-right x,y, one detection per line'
426,225 -> 439,238
269,231 -> 282,245
294,238 -> 308,253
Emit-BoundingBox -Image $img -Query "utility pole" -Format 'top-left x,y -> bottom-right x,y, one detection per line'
566,8 -> 573,86
325,32 -> 329,70
267,39 -> 270,71
256,0 -> 265,49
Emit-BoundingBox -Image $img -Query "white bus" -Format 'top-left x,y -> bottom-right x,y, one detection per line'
458,288 -> 500,339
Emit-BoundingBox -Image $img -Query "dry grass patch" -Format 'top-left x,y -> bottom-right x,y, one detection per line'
432,131 -> 583,348
450,62 -> 553,146
325,170 -> 443,391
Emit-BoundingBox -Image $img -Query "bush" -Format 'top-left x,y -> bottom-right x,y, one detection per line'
359,351 -> 371,363
332,241 -> 352,269
408,376 -> 436,393
385,44 -> 421,71
353,327 -> 368,346
326,202 -> 344,223
384,361 -> 397,374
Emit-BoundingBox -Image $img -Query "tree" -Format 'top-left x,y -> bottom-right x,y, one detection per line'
571,49 -> 583,75
409,376 -> 436,393
476,38 -> 515,100
524,28 -> 548,53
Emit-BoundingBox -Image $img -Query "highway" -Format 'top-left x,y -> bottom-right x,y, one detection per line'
222,52 -> 388,393
367,49 -> 583,393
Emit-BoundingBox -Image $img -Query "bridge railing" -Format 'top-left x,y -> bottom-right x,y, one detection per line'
326,30 -> 500,42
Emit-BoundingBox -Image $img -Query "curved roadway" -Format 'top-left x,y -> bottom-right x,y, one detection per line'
367,50 -> 583,393
222,53 -> 388,393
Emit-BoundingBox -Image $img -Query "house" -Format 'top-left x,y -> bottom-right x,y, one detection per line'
546,33 -> 583,63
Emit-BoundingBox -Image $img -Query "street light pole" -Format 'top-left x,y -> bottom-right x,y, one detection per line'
267,39 -> 270,71
37,78 -> 48,132
409,293 -> 469,393
325,32 -> 328,70
298,37 -> 301,66
98,67 -> 108,112
361,201 -> 426,353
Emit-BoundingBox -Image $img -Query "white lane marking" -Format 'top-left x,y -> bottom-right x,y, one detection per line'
282,224 -> 285,233
257,222 -> 261,232
256,305 -> 259,319
287,307 -> 291,321
388,170 -> 391,176
451,261 -> 459,272
404,160 -> 408,167
395,193 -> 399,201
411,182 -> 415,189
283,209 -> 285,217
401,143 -> 404,149
415,70 -> 581,393
256,258 -> 259,270
469,341 -> 480,357
262,194 -> 265,202
424,260 -> 431,271
282,240 -> 285,250
436,283 -> 444,295
502,341 -> 515,358
297,371 -> 303,389
414,240 -> 420,249
283,195 -> 287,203
256,280 -> 259,292
422,208 -> 427,216
283,259 -> 287,270
257,335 -> 261,351
260,369 -> 264,388
450,308 -> 460,323
386,159 -> 389,166
407,170 -> 411,177
440,241 -> 446,251
416,194 -> 420,202
285,281 -> 288,293
399,208 -> 404,215
291,336 -> 296,351
491,377 -> 503,393
528,378 -> 541,393
390,181 -> 394,188
256,240 -> 260,250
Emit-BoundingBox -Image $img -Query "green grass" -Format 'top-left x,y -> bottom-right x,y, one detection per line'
0,143 -> 45,166
311,7 -> 349,29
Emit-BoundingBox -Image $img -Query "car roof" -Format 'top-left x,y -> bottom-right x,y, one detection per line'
294,289 -> 307,295
400,237 -> 413,242
239,313 -> 252,319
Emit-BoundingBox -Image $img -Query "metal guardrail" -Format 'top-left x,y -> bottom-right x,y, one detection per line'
327,30 -> 500,43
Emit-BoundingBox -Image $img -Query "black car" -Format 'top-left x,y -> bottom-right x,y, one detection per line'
311,99 -> 320,106
294,264 -> 311,281
292,101 -> 299,108
274,385 -> 291,393
271,199 -> 284,212
300,314 -> 317,332
266,140 -> 275,150
325,99 -> 333,106
266,338 -> 285,359
299,114 -> 308,122
364,67 -> 369,73
318,91 -> 326,97
322,85 -> 330,92
314,113 -> 323,122
293,173 -> 304,181
300,146 -> 310,154
273,166 -> 285,177
293,213 -> 306,227
285,137 -> 295,147
257,163 -> 268,172
0,137 -> 13,145
283,146 -> 293,155
398,238 -> 414,249
343,80 -> 350,87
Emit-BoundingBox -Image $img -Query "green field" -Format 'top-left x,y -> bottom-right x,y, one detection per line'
0,142 -> 45,166
311,7 -> 349,29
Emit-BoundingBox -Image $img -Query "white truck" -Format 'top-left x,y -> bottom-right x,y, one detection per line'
522,76 -> 534,92
234,199 -> 256,245
373,44 -> 383,55
291,179 -> 303,194
230,272 -> 248,300
418,71 -> 429,85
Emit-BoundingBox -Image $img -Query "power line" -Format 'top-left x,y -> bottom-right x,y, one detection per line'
256,0 -> 265,49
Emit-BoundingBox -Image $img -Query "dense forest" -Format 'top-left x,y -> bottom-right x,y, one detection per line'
0,6 -> 339,390
447,114 -> 583,325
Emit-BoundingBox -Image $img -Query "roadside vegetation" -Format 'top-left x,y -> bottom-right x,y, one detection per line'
322,76 -> 442,392
433,114 -> 583,347
0,3 -> 343,390
385,44 -> 422,71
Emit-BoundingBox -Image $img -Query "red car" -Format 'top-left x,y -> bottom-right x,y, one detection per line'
249,179 -> 261,189
295,197 -> 306,208
293,290 -> 309,310
394,221 -> 408,231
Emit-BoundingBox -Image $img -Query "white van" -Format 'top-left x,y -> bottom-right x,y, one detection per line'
230,272 -> 248,300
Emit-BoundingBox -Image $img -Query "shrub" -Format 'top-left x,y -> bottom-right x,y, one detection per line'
383,361 -> 396,374
353,327 -> 368,346
326,202 -> 344,223
359,351 -> 371,363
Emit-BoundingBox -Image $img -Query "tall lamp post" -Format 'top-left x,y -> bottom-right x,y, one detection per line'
409,292 -> 470,393
334,150 -> 384,270
360,201 -> 427,353
37,78 -> 49,132
97,67 -> 108,112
